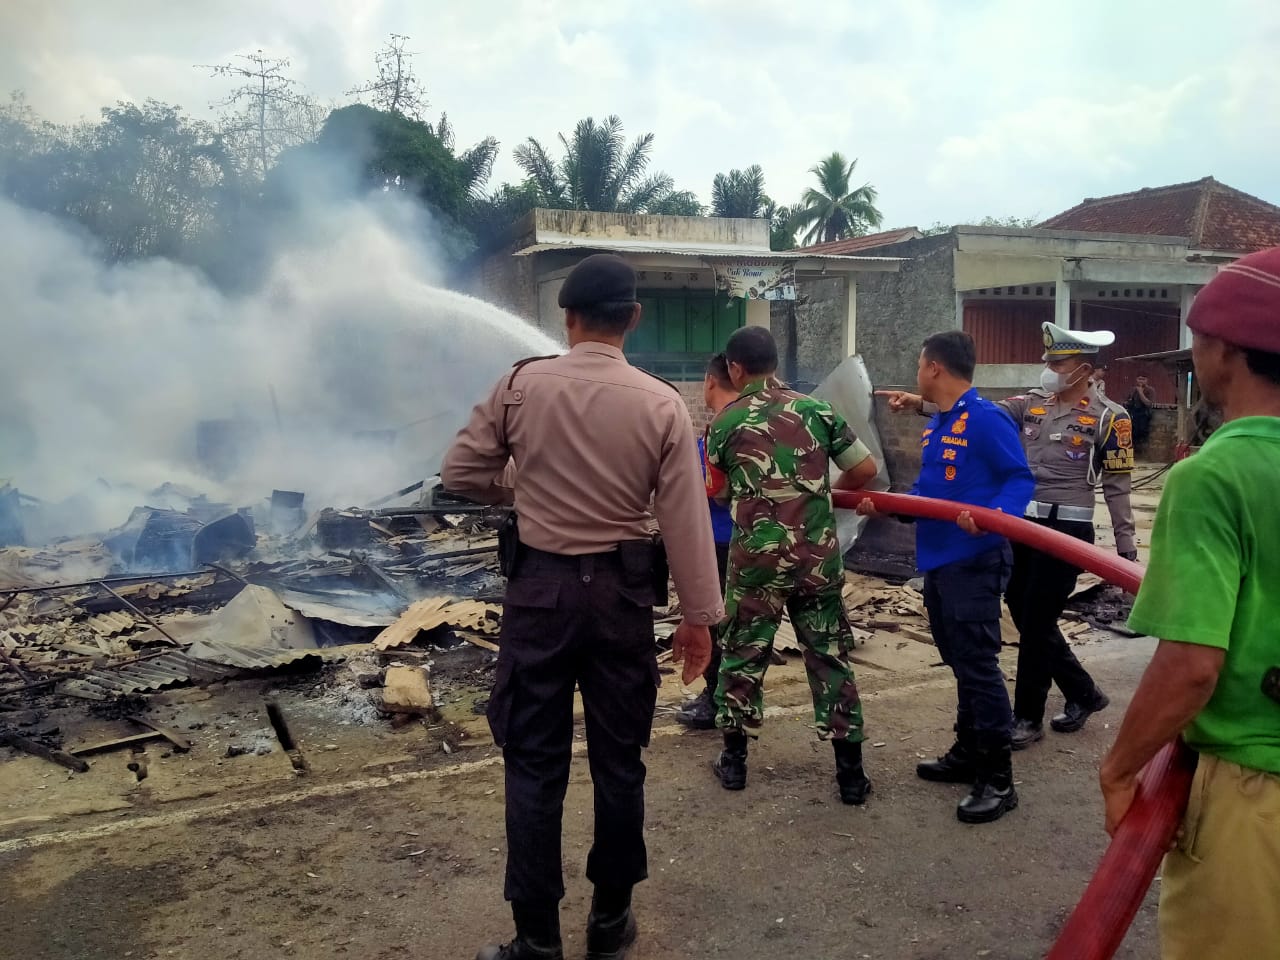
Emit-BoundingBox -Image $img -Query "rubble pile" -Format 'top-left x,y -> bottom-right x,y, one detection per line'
0,478 -> 518,771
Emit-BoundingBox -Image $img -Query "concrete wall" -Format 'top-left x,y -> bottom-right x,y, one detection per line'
531,208 -> 770,251
1143,407 -> 1179,463
770,276 -> 848,386
852,233 -> 958,388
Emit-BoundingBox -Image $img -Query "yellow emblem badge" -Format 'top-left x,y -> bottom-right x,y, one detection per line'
1029,407 -> 1046,416
944,466 -> 957,481
952,420 -> 967,435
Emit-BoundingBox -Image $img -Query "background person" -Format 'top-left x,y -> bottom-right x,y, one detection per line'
676,353 -> 739,730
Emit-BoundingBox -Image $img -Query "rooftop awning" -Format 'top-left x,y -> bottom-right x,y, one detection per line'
512,240 -> 901,269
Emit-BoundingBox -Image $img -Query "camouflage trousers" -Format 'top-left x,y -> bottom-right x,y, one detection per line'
714,563 -> 865,742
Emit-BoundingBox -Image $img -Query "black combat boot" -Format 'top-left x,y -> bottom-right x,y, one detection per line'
956,744 -> 1018,824
585,885 -> 638,960
675,688 -> 717,730
1050,689 -> 1110,733
833,738 -> 873,805
713,730 -> 748,790
476,901 -> 564,960
916,728 -> 977,783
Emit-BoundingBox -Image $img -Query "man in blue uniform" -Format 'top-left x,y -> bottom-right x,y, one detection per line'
676,353 -> 740,729
868,332 -> 1035,822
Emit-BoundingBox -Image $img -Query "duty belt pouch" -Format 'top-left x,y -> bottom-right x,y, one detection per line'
650,535 -> 669,607
498,513 -> 521,578
617,538 -> 667,608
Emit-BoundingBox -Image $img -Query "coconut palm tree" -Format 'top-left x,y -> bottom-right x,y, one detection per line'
790,152 -> 882,245
513,115 -> 677,213
710,165 -> 769,219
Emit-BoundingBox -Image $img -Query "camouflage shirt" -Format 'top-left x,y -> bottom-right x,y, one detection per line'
706,381 -> 872,574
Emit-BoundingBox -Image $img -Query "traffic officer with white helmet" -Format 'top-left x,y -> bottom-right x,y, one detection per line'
996,321 -> 1136,748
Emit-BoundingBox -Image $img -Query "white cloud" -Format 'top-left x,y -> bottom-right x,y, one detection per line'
0,0 -> 1275,227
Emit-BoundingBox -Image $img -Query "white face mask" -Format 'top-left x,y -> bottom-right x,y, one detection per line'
1040,363 -> 1089,394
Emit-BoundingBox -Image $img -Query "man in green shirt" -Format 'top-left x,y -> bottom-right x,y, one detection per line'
1100,245 -> 1280,960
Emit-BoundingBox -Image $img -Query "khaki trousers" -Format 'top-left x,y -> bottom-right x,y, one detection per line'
1160,753 -> 1280,959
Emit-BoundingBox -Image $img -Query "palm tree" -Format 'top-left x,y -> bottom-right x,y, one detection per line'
711,165 -> 769,219
647,190 -> 705,216
512,115 -> 675,213
790,152 -> 882,245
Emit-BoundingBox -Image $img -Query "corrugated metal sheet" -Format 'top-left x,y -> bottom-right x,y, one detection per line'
964,300 -> 1052,363
62,653 -> 242,698
58,644 -> 371,698
178,641 -> 374,670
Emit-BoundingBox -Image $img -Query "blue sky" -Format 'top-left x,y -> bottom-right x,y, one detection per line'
3,0 -> 1276,228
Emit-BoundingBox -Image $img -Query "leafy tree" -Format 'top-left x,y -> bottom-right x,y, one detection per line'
790,152 -> 882,245
199,50 -> 315,180
347,34 -> 429,121
1,97 -> 237,264
307,105 -> 469,219
765,201 -> 798,251
647,190 -> 705,217
427,112 -> 498,199
711,165 -> 769,219
513,115 -> 677,213
922,215 -> 1039,235
469,181 -> 541,247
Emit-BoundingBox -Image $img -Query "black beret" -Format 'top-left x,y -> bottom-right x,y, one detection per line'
557,254 -> 637,309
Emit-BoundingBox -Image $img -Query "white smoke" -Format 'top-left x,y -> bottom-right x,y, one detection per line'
0,193 -> 561,540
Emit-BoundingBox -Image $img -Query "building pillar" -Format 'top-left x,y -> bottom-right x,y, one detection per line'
1055,277 -> 1072,330
745,299 -> 770,328
843,279 -> 857,356
1179,285 -> 1198,348
955,291 -> 965,330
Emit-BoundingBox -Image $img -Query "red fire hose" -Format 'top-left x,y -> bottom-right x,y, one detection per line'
832,490 -> 1194,960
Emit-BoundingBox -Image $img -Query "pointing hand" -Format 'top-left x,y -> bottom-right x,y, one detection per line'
874,390 -> 923,414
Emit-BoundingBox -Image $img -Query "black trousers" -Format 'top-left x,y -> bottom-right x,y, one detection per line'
488,546 -> 660,905
922,546 -> 1014,747
1005,517 -> 1100,723
702,541 -> 731,691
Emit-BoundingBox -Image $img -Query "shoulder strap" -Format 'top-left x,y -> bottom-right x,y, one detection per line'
633,365 -> 680,396
500,355 -> 559,445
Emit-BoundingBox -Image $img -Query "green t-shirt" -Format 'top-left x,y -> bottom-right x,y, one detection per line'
1128,416 -> 1280,774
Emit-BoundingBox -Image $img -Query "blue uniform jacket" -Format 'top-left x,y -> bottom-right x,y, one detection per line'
912,388 -> 1035,573
697,435 -> 734,545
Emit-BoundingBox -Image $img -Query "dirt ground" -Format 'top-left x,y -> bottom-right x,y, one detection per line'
0,631 -> 1161,960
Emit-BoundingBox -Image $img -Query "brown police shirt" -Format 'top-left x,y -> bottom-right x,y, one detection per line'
441,341 -> 726,624
998,387 -> 1136,554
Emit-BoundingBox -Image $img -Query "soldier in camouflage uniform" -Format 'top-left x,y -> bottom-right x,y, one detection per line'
705,326 -> 879,804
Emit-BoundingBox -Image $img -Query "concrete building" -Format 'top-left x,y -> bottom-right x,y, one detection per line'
834,178 -> 1280,405
468,208 -> 900,422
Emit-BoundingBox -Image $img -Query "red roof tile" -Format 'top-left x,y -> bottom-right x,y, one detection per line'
1040,177 -> 1280,254
794,227 -> 922,255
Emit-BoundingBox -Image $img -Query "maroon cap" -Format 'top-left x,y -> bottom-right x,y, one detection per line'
1187,246 -> 1280,353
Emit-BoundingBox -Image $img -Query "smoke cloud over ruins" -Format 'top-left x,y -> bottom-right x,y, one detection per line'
1,190 -> 559,540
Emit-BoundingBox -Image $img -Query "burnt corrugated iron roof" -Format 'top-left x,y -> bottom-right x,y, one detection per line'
58,644 -> 370,698
1040,178 -> 1280,254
